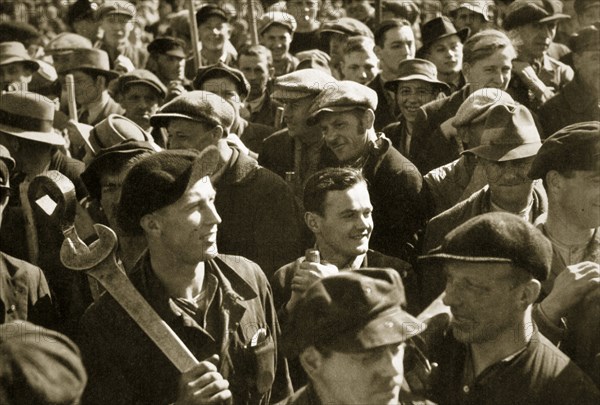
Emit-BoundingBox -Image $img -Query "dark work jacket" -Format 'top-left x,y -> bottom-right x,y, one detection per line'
79,252 -> 293,405
233,117 -> 275,156
428,327 -> 600,405
383,118 -> 411,156
537,75 -> 600,139
215,149 -> 302,280
248,92 -> 283,128
368,73 -> 397,132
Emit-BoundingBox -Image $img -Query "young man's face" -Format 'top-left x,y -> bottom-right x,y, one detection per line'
156,53 -> 185,82
516,21 -> 557,60
282,95 -> 315,139
551,170 -> 600,230
443,261 -> 528,343
0,62 -> 34,91
198,16 -> 230,52
308,342 -> 405,405
346,0 -> 374,22
578,4 -> 600,26
100,164 -> 134,230
286,0 -> 319,28
120,84 -> 161,129
101,14 -> 134,46
70,70 -> 104,105
453,8 -> 486,34
396,80 -> 437,123
311,182 -> 373,261
341,50 -> 379,85
318,110 -> 370,162
201,76 -> 242,118
238,54 -> 271,99
260,25 -> 292,61
464,46 -> 514,92
375,26 -> 416,76
167,118 -> 219,152
425,34 -> 463,75
152,176 -> 222,265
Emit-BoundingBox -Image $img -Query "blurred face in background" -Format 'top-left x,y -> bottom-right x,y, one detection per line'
238,54 -> 272,100
514,21 -> 557,60
287,0 -> 320,29
425,34 -> 463,76
375,26 -> 416,77
100,14 -> 134,47
341,50 -> 379,84
453,8 -> 487,35
155,53 -> 185,82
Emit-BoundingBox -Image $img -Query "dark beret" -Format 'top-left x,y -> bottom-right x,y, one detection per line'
282,269 -> 422,358
529,121 -> 600,180
192,61 -> 250,100
117,147 -> 219,235
420,212 -> 553,281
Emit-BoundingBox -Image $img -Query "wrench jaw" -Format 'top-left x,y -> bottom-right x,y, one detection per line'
61,224 -> 119,271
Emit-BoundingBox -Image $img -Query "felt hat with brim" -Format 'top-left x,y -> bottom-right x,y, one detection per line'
384,58 -> 450,93
72,114 -> 158,158
45,32 -> 93,55
59,48 -> 119,81
116,69 -> 167,99
147,37 -> 187,58
463,104 -> 541,161
417,17 -> 469,57
307,80 -> 378,126
419,212 -> 552,281
282,269 -> 422,358
503,0 -> 570,30
0,42 -> 40,71
0,91 -> 65,146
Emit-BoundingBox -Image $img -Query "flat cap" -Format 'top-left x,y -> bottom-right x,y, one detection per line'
282,269 -> 421,358
503,0 -> 570,30
295,50 -> 332,74
307,80 -> 378,125
258,11 -> 297,35
96,0 -> 136,20
82,139 -> 156,200
117,147 -> 219,235
529,121 -> 600,179
150,90 -> 235,130
320,17 -> 374,39
464,104 -> 541,161
193,61 -> 250,100
196,4 -> 228,27
272,68 -> 336,101
453,88 -> 516,128
116,69 -> 167,98
45,32 -> 93,55
384,58 -> 450,93
0,321 -> 87,405
147,36 -> 186,58
420,212 -> 553,281
569,23 -> 600,53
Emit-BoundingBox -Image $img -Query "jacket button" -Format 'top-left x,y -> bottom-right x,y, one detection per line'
7,304 -> 16,313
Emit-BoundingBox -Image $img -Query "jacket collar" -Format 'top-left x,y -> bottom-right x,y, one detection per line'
218,147 -> 258,186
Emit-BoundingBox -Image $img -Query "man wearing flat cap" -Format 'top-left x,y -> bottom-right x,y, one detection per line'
307,80 -> 427,262
538,24 -> 600,137
278,269 -> 423,405
528,122 -> 600,386
0,41 -> 39,92
151,91 -> 302,279
79,147 -> 292,404
504,0 -> 574,111
258,11 -> 299,77
420,212 -> 600,404
196,4 -> 237,67
146,36 -> 188,90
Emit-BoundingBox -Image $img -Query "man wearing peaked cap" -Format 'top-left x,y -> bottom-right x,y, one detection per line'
295,49 -> 331,74
423,104 -> 547,256
66,0 -> 100,43
504,0 -> 574,111
258,68 -> 339,203
258,11 -> 299,77
151,91 -> 302,278
146,37 -> 187,88
528,121 -> 600,386
448,1 -> 492,35
278,269 -> 422,405
79,147 -> 293,404
195,4 -> 237,67
0,42 -> 39,92
418,212 -> 600,404
538,24 -> 600,137
307,80 -> 428,262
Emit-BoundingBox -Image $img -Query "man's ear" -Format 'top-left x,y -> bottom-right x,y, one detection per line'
212,125 -> 225,140
520,279 -> 541,308
462,62 -> 472,82
545,170 -> 562,194
299,346 -> 324,380
305,211 -> 321,234
140,212 -> 161,236
363,108 -> 375,129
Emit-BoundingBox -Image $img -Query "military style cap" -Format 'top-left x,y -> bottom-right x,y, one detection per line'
82,140 -> 157,200
272,68 -> 336,101
453,88 -> 516,128
192,61 -> 250,100
320,17 -> 374,39
463,104 -> 541,161
569,23 -> 600,53
96,0 -> 136,20
282,269 -> 422,358
116,69 -> 167,99
420,212 -> 552,281
258,11 -> 297,35
295,50 -> 332,74
384,59 -> 450,93
307,80 -> 378,125
0,42 -> 39,71
503,0 -> 570,30
45,32 -> 93,55
196,4 -> 228,27
150,90 -> 235,130
147,36 -> 186,58
417,17 -> 469,57
117,147 -> 220,235
0,321 -> 87,405
529,121 -> 600,180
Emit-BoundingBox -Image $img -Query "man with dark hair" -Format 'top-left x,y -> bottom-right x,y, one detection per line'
196,4 -> 236,66
66,0 -> 99,43
79,147 -> 293,404
0,42 -> 39,92
369,18 -> 416,131
420,212 -> 600,404
146,36 -> 187,88
528,121 -> 600,386
258,12 -> 299,77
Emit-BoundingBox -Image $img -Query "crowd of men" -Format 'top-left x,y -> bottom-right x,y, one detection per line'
0,0 -> 599,404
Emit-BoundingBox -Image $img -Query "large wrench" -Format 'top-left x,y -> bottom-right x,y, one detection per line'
29,171 -> 200,373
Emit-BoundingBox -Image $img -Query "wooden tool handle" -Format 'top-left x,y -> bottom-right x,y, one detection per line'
66,74 -> 78,122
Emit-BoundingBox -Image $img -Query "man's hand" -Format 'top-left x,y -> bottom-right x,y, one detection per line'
114,55 -> 135,74
175,355 -> 232,405
512,60 -> 555,103
541,261 -> 600,324
285,259 -> 339,313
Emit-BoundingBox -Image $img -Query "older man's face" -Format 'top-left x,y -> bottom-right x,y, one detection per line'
167,118 -> 219,152
516,21 -> 557,59
318,110 -> 369,162
481,156 -> 535,210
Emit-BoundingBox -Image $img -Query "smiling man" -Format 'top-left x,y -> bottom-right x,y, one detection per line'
258,11 -> 299,77
196,4 -> 236,66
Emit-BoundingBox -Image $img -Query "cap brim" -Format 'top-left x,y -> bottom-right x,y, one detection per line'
539,14 -> 571,24
464,142 -> 542,161
0,58 -> 40,71
62,67 -> 119,81
149,112 -> 210,128
0,124 -> 65,146
307,106 -> 365,126
164,49 -> 186,59
122,79 -> 166,98
385,76 -> 450,92
418,251 -> 513,264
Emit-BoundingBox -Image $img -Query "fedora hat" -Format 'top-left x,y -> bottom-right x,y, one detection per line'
464,104 -> 541,161
417,17 -> 469,57
384,59 -> 450,93
0,42 -> 39,71
0,91 -> 65,146
503,0 -> 570,30
59,48 -> 119,81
